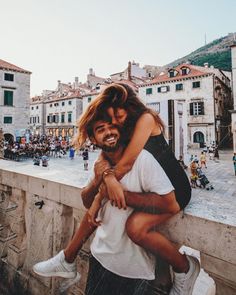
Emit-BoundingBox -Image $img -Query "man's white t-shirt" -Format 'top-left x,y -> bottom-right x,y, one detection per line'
90,149 -> 174,280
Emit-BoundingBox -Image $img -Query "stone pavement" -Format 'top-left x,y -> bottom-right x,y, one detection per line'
0,149 -> 235,295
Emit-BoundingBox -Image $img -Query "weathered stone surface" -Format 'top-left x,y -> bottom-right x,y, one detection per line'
0,155 -> 235,295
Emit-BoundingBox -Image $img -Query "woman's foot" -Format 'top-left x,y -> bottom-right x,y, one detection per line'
33,250 -> 77,279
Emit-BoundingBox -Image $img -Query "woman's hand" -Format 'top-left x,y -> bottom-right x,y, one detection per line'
87,194 -> 103,227
94,154 -> 110,186
104,175 -> 126,209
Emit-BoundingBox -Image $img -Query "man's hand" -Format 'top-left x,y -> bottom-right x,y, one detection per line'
104,176 -> 126,209
87,193 -> 103,227
94,154 -> 111,186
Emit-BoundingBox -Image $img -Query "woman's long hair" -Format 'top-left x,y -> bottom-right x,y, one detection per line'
74,82 -> 165,148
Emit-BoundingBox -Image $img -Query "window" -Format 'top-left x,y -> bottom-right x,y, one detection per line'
176,83 -> 183,91
47,115 -> 53,123
4,73 -> 14,81
147,102 -> 160,113
36,106 -> 39,109
4,116 -> 12,124
37,116 -> 40,123
61,113 -> 65,123
193,81 -> 200,88
68,112 -> 72,122
169,71 -> 175,78
88,97 -> 92,103
4,90 -> 13,106
68,101 -> 72,105
182,68 -> 187,75
62,101 -> 65,106
190,102 -> 204,115
146,88 -> 153,95
52,114 -> 59,123
50,104 -> 52,107
157,86 -> 170,93
31,106 -> 34,110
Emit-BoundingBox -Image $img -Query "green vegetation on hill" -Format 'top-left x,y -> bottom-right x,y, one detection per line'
190,50 -> 232,71
166,33 -> 235,71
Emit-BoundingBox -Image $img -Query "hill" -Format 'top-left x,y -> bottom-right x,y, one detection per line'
165,33 -> 236,71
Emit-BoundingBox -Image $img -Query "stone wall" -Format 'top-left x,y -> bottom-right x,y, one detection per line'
0,167 -> 235,295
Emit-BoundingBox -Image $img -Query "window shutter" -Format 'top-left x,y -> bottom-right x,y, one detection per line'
190,103 -> 193,115
200,102 -> 204,115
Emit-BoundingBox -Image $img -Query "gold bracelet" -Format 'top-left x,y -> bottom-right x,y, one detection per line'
102,168 -> 115,180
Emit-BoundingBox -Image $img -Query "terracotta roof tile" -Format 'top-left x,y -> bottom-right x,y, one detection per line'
0,59 -> 31,74
148,64 -> 212,85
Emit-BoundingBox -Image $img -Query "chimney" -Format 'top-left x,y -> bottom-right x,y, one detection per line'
57,80 -> 62,93
89,68 -> 94,76
128,61 -> 131,81
204,62 -> 209,68
74,77 -> 79,88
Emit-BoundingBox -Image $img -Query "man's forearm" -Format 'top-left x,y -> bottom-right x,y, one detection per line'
124,191 -> 161,213
81,179 -> 100,209
124,191 -> 178,214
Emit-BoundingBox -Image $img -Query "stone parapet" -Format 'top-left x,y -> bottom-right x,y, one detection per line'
0,166 -> 235,295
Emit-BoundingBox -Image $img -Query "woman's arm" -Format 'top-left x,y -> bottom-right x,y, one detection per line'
115,113 -> 157,179
103,113 -> 158,208
81,154 -> 110,208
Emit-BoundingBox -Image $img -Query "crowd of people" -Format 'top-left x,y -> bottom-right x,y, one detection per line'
3,135 -> 69,161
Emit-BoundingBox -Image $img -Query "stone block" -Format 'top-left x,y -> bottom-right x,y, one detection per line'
47,180 -> 60,203
60,184 -> 83,209
12,173 -> 29,191
201,253 -> 236,289
7,243 -> 26,269
1,171 -> 14,187
28,176 -> 48,198
0,227 -> 17,257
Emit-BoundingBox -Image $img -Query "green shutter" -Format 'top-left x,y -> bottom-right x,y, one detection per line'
190,103 -> 193,115
4,91 -> 13,106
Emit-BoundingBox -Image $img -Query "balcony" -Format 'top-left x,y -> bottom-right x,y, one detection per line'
0,159 -> 235,295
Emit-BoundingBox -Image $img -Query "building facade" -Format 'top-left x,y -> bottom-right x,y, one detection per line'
0,59 -> 31,143
230,44 -> 236,152
139,63 -> 232,158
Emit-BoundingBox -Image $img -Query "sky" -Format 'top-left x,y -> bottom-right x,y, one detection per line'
1,0 -> 236,96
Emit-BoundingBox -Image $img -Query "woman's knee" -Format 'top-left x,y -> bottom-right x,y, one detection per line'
126,213 -> 148,244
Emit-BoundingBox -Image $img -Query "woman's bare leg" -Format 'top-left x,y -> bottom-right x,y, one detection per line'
126,212 -> 189,273
64,211 -> 97,263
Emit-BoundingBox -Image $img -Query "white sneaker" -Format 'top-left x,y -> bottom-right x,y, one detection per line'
33,250 -> 77,279
170,255 -> 200,295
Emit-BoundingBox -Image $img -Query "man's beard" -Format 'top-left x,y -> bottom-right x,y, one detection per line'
97,133 -> 121,152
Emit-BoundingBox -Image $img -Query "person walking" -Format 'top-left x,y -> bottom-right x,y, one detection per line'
69,146 -> 75,160
233,153 -> 236,176
200,151 -> 207,168
82,148 -> 89,170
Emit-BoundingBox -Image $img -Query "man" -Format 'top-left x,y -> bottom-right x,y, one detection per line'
82,118 -> 170,294
81,116 -> 199,295
33,112 -> 200,295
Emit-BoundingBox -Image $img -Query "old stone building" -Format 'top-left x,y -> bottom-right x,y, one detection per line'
30,80 -> 84,138
0,59 -> 31,143
139,63 -> 232,154
230,44 -> 236,152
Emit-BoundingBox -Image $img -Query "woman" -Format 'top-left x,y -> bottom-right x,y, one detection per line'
33,83 -> 197,295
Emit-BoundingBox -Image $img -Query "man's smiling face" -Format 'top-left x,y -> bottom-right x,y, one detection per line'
91,121 -> 120,152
